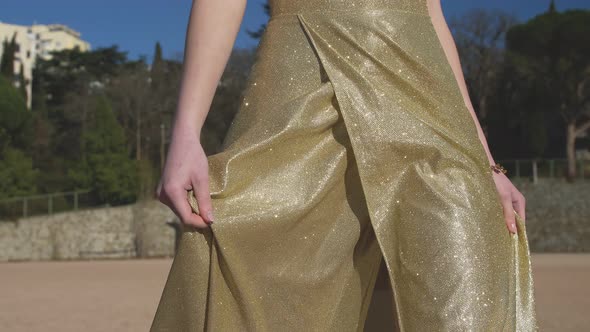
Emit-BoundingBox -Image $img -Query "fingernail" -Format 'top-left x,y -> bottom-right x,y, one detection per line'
206,211 -> 215,223
512,223 -> 517,233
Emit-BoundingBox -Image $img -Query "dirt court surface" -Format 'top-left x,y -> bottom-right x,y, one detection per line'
0,253 -> 588,331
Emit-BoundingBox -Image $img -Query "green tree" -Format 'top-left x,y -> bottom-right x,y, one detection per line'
150,41 -> 166,94
548,0 -> 557,14
0,74 -> 31,150
31,46 -> 129,192
0,32 -> 17,79
17,63 -> 27,101
504,6 -> 590,180
72,95 -> 138,204
30,66 -> 53,171
152,42 -> 164,72
106,59 -> 156,199
0,147 -> 38,199
0,74 -> 36,199
34,45 -> 128,108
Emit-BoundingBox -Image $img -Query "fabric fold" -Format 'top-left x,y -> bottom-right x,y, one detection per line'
151,2 -> 538,331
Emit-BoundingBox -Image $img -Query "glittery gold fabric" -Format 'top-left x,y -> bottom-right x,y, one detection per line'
150,1 -> 538,331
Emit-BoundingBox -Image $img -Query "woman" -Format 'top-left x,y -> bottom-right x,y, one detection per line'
150,0 -> 538,330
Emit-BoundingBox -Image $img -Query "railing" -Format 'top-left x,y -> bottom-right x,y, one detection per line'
496,158 -> 589,183
0,190 -> 97,221
1,158 -> 587,220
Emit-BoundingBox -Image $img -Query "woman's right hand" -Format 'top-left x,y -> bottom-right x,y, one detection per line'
154,0 -> 246,228
156,122 -> 214,228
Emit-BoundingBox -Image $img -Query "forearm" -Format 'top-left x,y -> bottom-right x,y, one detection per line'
173,0 -> 247,137
426,1 -> 496,165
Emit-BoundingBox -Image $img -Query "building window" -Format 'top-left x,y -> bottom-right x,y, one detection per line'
27,51 -> 31,58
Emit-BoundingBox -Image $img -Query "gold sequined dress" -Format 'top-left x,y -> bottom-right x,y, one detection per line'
149,0 -> 538,331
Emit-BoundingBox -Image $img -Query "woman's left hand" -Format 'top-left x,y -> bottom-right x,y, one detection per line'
491,171 -> 526,234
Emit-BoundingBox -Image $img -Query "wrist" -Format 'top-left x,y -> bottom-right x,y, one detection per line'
170,122 -> 202,148
487,155 -> 496,166
172,110 -> 204,138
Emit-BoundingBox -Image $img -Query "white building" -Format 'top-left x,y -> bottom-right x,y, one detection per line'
0,21 -> 91,108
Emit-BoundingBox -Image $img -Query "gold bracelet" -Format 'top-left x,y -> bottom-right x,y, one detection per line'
490,163 -> 507,175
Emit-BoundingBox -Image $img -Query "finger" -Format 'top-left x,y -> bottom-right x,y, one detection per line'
168,186 -> 209,228
155,181 -> 163,200
501,195 -> 517,234
193,176 -> 214,224
157,182 -> 172,206
513,192 -> 526,223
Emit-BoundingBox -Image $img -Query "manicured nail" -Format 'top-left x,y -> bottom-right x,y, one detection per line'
206,211 -> 215,223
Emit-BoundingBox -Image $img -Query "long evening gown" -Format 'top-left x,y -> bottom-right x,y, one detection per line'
149,0 -> 538,331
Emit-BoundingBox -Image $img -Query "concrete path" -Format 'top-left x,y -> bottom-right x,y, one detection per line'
0,254 -> 588,331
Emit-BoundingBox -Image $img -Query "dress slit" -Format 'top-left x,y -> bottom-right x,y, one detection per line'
150,2 -> 538,330
296,12 -> 407,328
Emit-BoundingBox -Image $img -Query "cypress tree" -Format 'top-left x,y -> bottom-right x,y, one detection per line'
152,41 -> 163,69
0,33 -> 17,79
548,0 -> 557,13
18,63 -> 27,102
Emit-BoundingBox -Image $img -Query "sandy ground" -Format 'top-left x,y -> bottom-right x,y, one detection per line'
0,254 -> 588,331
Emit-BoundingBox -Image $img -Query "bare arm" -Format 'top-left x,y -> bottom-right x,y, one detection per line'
176,0 -> 247,133
157,0 -> 247,228
426,0 -> 495,165
427,0 -> 525,234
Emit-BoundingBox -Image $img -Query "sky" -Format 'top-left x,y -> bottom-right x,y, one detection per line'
3,0 -> 590,62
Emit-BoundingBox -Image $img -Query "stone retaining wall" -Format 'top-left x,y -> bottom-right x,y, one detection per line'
513,178 -> 589,252
0,201 -> 176,262
0,178 -> 588,262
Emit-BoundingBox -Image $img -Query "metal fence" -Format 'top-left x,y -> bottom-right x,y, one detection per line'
0,190 -> 98,221
0,158 -> 587,221
496,158 -> 589,182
